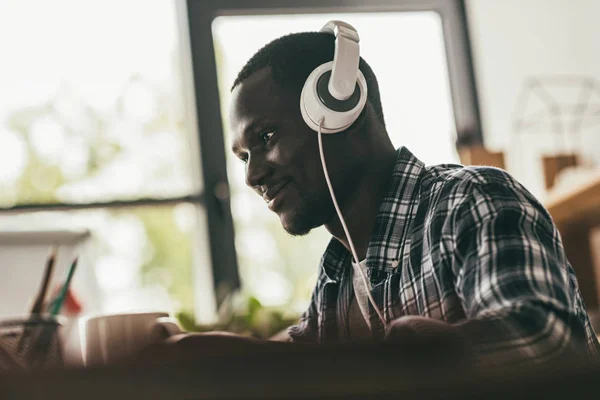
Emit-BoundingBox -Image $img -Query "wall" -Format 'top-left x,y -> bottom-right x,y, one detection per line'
466,0 -> 600,199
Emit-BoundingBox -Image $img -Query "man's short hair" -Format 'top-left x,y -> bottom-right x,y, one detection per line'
231,31 -> 386,127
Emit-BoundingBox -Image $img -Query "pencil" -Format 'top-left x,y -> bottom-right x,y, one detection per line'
49,257 -> 79,316
18,245 -> 58,353
30,244 -> 58,315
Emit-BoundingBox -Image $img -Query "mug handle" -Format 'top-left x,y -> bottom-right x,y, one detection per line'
151,317 -> 182,340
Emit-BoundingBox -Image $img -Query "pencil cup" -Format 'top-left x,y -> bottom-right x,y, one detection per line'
0,314 -> 65,371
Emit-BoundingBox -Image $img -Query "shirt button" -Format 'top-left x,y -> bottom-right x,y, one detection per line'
391,259 -> 399,269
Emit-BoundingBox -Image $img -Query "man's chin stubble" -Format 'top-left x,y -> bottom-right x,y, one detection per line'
279,208 -> 334,237
281,219 -> 313,237
279,210 -> 318,237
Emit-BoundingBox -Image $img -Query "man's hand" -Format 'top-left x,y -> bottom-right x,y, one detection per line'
385,316 -> 473,363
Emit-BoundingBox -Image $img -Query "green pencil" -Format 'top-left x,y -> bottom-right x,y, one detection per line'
49,257 -> 79,316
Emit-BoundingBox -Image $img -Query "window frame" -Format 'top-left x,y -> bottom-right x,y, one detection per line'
181,0 -> 482,310
0,0 -> 241,321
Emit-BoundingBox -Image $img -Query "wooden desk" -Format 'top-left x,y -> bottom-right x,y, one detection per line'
0,342 -> 597,400
545,173 -> 600,308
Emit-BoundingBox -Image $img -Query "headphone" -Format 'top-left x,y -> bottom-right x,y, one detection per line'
300,21 -> 388,332
300,20 -> 368,134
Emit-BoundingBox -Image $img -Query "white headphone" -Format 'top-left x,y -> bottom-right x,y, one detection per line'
300,20 -> 368,134
300,21 -> 388,332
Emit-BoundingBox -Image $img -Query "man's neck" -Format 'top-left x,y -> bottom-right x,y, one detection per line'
324,145 -> 398,261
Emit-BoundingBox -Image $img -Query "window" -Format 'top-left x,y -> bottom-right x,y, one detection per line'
0,0 -> 225,323
0,0 -> 196,206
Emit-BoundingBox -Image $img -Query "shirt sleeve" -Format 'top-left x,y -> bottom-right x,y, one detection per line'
447,180 -> 595,367
287,269 -> 323,343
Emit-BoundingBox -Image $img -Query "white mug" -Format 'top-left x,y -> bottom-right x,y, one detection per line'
79,312 -> 181,367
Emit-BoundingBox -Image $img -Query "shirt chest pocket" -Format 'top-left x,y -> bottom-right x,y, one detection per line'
380,271 -> 422,320
383,261 -> 447,321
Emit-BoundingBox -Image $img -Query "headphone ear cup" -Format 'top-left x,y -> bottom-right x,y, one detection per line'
300,61 -> 368,134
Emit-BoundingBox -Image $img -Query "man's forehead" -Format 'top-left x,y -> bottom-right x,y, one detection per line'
232,68 -> 300,115
238,67 -> 274,92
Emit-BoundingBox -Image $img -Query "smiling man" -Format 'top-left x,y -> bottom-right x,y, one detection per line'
223,24 -> 600,368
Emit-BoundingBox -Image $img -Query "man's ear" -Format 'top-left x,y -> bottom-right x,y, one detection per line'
344,100 -> 371,137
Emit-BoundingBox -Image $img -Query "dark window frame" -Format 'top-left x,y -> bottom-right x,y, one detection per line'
182,0 -> 482,303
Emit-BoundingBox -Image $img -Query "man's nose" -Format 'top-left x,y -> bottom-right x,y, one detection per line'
245,154 -> 272,190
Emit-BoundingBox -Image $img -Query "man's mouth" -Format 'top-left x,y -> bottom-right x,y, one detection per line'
263,181 -> 290,209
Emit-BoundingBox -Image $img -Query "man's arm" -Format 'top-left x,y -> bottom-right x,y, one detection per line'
136,270 -> 323,364
135,330 -> 319,366
287,267 -> 324,343
445,181 -> 593,367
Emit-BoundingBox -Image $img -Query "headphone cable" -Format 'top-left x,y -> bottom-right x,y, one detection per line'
317,118 -> 387,330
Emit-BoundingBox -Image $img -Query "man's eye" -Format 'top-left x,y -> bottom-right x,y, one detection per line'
236,152 -> 248,164
260,131 -> 275,145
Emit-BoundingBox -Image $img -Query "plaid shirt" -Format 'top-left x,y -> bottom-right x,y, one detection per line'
288,147 -> 600,366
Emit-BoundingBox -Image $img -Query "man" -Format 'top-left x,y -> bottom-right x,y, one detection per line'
141,28 -> 598,370
224,28 -> 600,368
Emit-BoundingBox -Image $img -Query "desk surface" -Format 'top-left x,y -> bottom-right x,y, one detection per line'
0,342 -> 597,400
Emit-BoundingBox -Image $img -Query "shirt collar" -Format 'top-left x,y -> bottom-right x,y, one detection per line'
321,147 -> 426,282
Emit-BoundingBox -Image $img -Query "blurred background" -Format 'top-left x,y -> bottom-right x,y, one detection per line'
0,0 -> 599,338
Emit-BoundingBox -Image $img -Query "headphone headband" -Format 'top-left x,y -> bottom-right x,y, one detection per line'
320,20 -> 359,42
320,21 -> 360,101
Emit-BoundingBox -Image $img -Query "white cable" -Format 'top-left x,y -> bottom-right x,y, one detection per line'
317,118 -> 387,330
